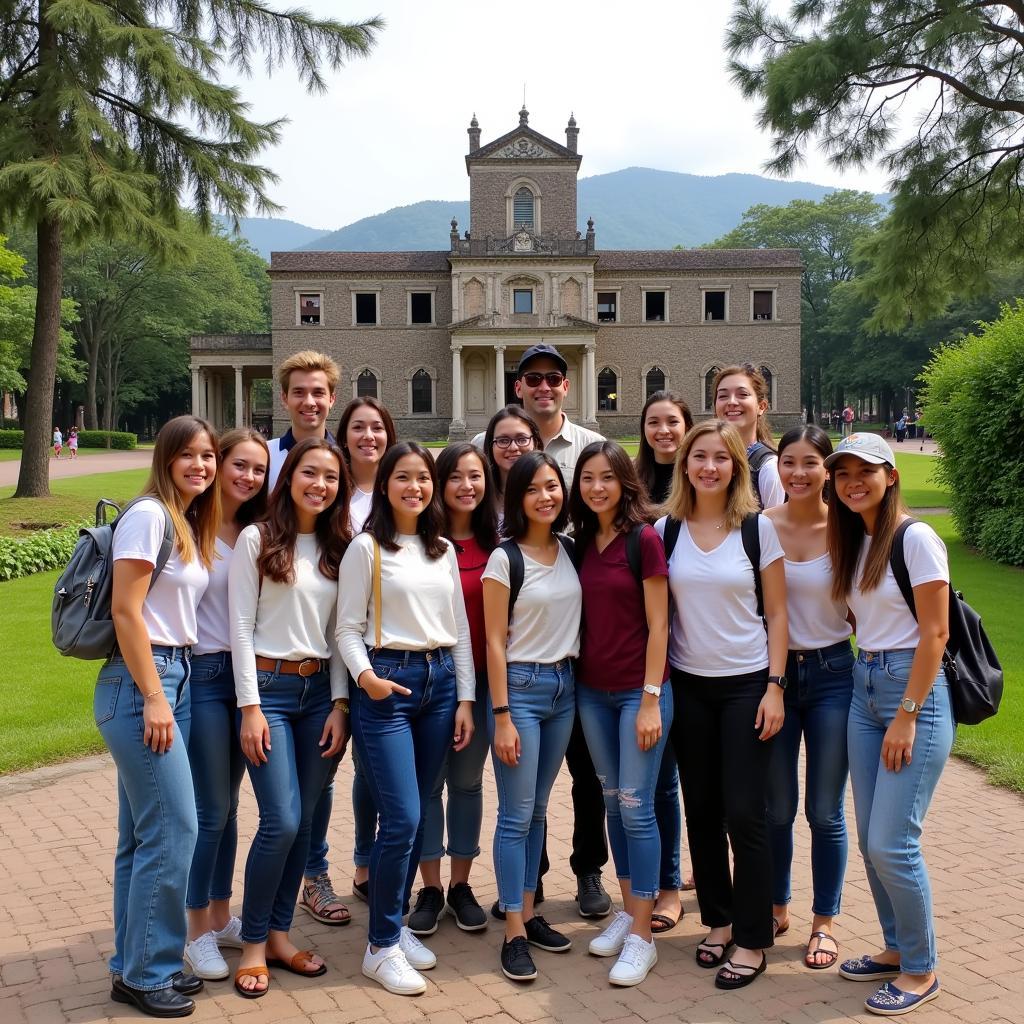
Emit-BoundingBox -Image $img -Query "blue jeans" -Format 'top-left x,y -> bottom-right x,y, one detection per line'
491,659 -> 576,913
423,671 -> 490,861
766,640 -> 854,916
240,666 -> 334,943
848,650 -> 954,973
95,646 -> 198,991
186,652 -> 245,909
350,648 -> 458,948
577,684 -> 674,899
350,748 -> 378,868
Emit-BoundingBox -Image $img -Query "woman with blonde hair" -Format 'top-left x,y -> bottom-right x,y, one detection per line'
656,420 -> 788,991
96,415 -> 220,1017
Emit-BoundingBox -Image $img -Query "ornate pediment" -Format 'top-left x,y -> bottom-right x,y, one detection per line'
471,123 -> 579,164
493,135 -> 557,160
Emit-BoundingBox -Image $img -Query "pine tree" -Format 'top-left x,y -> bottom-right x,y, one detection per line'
0,1 -> 381,496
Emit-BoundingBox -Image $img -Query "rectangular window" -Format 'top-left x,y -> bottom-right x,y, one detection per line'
513,288 -> 533,314
703,290 -> 726,321
409,292 -> 433,325
644,291 -> 666,322
596,292 -> 618,322
354,292 -> 378,325
753,290 -> 774,320
298,293 -> 321,325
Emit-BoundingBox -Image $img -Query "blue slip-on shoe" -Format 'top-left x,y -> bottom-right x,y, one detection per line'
838,954 -> 901,981
865,979 -> 940,1016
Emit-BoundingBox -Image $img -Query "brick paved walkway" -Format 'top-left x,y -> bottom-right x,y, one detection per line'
0,752 -> 1020,1024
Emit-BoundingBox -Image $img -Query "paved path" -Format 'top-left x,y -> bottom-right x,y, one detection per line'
0,748 -> 1020,1024
0,451 -> 154,488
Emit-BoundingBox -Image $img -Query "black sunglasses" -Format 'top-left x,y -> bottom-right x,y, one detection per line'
521,371 -> 565,388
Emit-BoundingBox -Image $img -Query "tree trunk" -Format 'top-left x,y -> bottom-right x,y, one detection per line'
14,217 -> 62,498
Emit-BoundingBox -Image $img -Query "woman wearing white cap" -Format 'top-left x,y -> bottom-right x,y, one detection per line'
825,432 -> 953,1017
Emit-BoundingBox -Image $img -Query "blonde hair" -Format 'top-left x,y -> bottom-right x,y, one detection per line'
713,363 -> 774,446
142,416 -> 220,569
277,350 -> 340,395
665,420 -> 758,529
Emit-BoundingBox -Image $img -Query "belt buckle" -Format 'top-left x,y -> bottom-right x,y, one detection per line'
298,659 -> 319,677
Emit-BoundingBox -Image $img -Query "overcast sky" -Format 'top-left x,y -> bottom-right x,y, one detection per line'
223,0 -> 891,230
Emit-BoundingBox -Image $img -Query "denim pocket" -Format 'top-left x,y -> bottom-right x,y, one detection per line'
370,661 -> 395,681
883,659 -> 913,684
256,670 -> 274,689
189,659 -> 221,683
94,674 -> 122,726
507,666 -> 534,689
824,651 -> 856,674
153,655 -> 171,678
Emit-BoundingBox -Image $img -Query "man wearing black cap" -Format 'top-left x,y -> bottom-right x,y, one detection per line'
473,344 -> 611,918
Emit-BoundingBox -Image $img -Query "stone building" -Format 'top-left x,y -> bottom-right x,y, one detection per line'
191,109 -> 803,437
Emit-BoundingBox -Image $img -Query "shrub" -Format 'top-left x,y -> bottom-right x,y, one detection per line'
919,299 -> 1024,566
0,429 -> 24,448
76,430 -> 137,449
0,521 -> 87,582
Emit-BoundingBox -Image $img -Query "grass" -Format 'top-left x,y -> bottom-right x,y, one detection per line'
894,453 -> 949,509
0,448 -> 120,462
0,468 -> 148,536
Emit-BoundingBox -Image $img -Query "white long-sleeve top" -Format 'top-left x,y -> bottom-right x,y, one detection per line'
335,532 -> 475,701
229,524 -> 345,706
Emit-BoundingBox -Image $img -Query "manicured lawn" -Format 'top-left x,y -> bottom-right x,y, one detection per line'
0,448 -> 118,462
894,453 -> 949,508
0,468 -> 148,536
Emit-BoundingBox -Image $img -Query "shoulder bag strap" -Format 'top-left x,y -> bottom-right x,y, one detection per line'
740,513 -> 764,619
888,519 -> 920,620
625,523 -> 645,586
372,537 -> 382,650
498,539 -> 525,617
663,516 -> 682,561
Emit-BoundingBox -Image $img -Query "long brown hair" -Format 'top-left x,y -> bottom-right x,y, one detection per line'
713,363 -> 774,447
258,437 -> 351,583
336,397 -> 397,466
218,427 -> 270,527
435,443 -> 498,553
570,440 -> 654,552
142,416 -> 220,569
635,390 -> 693,499
665,420 -> 758,529
827,457 -> 908,601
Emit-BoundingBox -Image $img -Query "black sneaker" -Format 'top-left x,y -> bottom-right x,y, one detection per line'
575,872 -> 612,919
407,885 -> 445,935
524,915 -> 572,952
500,936 -> 538,981
490,878 -> 544,922
447,882 -> 487,931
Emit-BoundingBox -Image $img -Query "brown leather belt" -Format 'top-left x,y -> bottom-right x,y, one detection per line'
255,656 -> 326,677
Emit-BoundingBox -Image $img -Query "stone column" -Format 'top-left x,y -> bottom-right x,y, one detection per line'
450,345 -> 465,434
199,370 -> 209,419
583,344 -> 598,427
234,365 -> 245,427
494,344 -> 506,411
191,366 -> 201,417
486,274 -> 496,314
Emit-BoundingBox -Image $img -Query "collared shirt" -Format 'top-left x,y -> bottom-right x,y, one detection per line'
471,414 -> 603,484
267,427 -> 337,490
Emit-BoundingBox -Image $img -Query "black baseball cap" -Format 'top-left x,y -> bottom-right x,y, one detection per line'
517,344 -> 568,376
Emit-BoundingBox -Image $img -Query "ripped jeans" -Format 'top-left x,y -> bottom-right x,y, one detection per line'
577,683 -> 673,900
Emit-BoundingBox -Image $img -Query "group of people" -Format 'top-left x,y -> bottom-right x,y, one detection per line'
95,343 -> 954,1018
52,425 -> 78,458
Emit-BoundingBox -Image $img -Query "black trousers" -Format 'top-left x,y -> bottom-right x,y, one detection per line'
670,667 -> 775,950
538,712 -> 609,880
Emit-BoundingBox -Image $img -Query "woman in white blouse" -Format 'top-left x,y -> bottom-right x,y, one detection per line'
336,441 -> 475,997
229,438 -> 351,998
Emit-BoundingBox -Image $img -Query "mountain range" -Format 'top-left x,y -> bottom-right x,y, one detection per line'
221,167 -> 882,258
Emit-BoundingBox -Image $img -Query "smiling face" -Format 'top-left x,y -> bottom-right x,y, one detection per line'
522,463 -> 564,527
514,357 -> 569,421
444,451 -> 486,516
220,440 -> 268,508
491,415 -> 536,477
282,368 -> 336,436
386,452 -> 434,528
714,372 -> 766,439
345,406 -> 389,477
171,430 -> 218,503
830,454 -> 896,518
685,434 -> 734,497
578,452 -> 622,517
644,400 -> 688,463
289,448 -> 341,528
778,438 -> 827,503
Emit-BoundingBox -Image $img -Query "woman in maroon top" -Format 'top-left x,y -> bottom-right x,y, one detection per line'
568,440 -> 672,987
409,443 -> 499,936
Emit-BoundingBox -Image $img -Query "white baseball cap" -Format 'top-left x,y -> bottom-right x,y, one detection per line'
824,432 -> 896,468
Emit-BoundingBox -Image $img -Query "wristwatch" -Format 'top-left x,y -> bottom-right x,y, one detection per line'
900,696 -> 923,714
768,675 -> 788,691
642,683 -> 662,697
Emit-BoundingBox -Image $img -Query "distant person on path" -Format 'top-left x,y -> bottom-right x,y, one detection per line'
826,433 -> 953,1017
895,413 -> 908,444
96,415 -> 219,1018
52,426 -> 63,459
68,427 -> 79,458
842,405 -> 855,437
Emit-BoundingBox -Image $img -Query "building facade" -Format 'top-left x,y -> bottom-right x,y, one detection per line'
191,109 -> 803,437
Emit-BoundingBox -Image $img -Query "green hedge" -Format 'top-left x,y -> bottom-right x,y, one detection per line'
0,521 -> 86,582
0,429 -> 137,450
0,429 -> 23,449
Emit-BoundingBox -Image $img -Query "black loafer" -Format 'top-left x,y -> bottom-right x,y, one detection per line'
113,973 -> 204,996
111,977 -> 196,1017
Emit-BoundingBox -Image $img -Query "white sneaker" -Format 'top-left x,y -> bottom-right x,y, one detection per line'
589,910 -> 633,957
362,943 -> 427,995
212,915 -> 243,950
183,931 -> 229,980
609,933 -> 658,987
399,926 -> 437,970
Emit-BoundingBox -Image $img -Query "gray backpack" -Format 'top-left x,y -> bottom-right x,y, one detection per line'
51,497 -> 174,659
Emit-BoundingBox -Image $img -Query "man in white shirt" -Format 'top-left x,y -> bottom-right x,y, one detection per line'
474,344 -> 611,919
267,350 -> 339,490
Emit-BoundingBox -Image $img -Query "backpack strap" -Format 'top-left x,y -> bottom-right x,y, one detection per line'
740,513 -> 764,620
663,516 -> 682,562
625,523 -> 645,586
888,518 -> 920,620
498,540 -> 525,618
747,443 -> 774,512
112,497 -> 175,593
555,533 -> 575,564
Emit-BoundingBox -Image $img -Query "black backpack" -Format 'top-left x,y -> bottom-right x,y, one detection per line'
747,442 -> 776,512
889,520 -> 1003,725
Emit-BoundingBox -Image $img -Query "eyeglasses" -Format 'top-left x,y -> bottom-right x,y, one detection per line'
521,371 -> 565,388
492,434 -> 534,450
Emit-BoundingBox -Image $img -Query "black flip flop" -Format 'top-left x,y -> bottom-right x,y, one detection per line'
650,911 -> 681,935
695,937 -> 735,968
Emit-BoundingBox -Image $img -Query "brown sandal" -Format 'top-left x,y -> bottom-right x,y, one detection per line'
234,965 -> 270,999
805,930 -> 839,970
266,949 -> 327,977
300,873 -> 352,926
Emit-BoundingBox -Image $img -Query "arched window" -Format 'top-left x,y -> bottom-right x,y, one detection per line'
598,367 -> 618,412
513,187 -> 534,229
411,368 -> 433,414
704,366 -> 720,412
760,365 -> 774,409
356,368 -> 378,399
645,366 -> 666,400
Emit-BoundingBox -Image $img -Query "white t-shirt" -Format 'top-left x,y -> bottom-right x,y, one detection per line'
757,455 -> 786,510
656,514 -> 784,676
349,487 -> 373,533
112,498 -> 209,647
847,521 -> 949,651
784,554 -> 852,650
229,525 -> 346,705
482,542 -> 582,664
194,536 -> 233,656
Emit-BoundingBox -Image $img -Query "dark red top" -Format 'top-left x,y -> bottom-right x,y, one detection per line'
454,535 -> 489,672
576,525 -> 669,691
